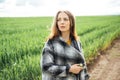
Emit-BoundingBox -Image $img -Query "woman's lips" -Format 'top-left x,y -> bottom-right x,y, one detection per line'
60,26 -> 65,28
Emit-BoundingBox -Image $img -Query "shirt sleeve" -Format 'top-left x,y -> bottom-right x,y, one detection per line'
40,41 -> 70,77
77,41 -> 85,61
77,41 -> 90,79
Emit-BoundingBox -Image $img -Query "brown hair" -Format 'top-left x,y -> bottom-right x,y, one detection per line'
48,10 -> 79,41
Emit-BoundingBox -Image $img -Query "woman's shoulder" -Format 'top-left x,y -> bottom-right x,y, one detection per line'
45,37 -> 57,45
71,36 -> 81,43
73,38 -> 82,47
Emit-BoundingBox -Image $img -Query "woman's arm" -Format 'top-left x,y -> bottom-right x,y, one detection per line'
41,41 -> 70,77
77,41 -> 90,79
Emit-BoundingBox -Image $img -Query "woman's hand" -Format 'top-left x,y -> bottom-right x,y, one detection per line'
69,64 -> 83,74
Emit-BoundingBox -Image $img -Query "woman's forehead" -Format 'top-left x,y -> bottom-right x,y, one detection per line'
57,12 -> 69,18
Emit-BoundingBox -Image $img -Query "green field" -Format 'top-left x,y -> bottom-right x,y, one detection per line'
0,16 -> 120,80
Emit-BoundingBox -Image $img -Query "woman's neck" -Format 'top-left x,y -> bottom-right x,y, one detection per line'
61,31 -> 70,42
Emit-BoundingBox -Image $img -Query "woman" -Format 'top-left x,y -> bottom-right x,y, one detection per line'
41,10 -> 89,80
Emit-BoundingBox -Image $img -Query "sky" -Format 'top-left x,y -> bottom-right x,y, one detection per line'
0,0 -> 120,17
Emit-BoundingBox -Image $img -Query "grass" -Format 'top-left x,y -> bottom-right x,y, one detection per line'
0,16 -> 120,80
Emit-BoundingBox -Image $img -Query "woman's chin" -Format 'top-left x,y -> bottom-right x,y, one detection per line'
60,29 -> 69,32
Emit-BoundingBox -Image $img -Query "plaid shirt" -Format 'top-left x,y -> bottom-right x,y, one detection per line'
41,36 -> 89,80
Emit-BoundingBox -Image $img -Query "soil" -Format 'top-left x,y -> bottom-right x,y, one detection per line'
88,37 -> 120,80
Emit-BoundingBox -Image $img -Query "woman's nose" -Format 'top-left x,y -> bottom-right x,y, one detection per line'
60,20 -> 64,24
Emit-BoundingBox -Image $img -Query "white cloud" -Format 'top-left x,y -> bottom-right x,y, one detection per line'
16,0 -> 43,6
0,0 -> 120,17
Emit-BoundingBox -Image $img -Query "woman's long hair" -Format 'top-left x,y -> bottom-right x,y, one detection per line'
48,10 -> 79,41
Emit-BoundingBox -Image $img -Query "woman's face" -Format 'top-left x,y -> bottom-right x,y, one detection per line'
57,12 -> 70,33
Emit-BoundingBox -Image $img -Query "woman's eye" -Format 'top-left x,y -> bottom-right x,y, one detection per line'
57,18 -> 69,22
64,18 -> 69,21
57,19 -> 61,21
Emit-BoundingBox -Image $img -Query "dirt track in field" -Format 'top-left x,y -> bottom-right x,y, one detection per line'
88,37 -> 120,80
